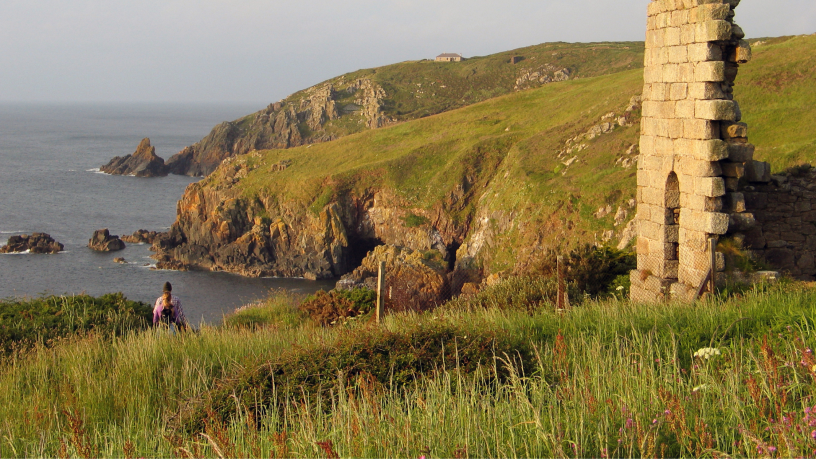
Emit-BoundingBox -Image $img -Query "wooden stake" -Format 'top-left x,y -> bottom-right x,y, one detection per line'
376,261 -> 385,324
709,237 -> 717,294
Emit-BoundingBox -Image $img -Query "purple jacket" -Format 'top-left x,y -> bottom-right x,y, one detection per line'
153,295 -> 186,326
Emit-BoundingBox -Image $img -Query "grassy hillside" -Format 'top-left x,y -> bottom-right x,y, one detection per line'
317,41 -> 644,122
193,34 -> 816,275
738,35 -> 816,170
1,281 -> 815,457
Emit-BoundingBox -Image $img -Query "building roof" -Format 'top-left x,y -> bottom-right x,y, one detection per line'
437,53 -> 462,58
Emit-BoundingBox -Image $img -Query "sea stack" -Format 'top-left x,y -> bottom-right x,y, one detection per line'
100,138 -> 168,177
88,229 -> 126,252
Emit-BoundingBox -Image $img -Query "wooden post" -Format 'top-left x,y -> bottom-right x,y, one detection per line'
709,237 -> 717,294
376,261 -> 385,323
556,256 -> 565,311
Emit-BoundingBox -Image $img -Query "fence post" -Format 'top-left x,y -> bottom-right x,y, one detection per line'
376,261 -> 386,323
709,237 -> 717,294
556,255 -> 566,311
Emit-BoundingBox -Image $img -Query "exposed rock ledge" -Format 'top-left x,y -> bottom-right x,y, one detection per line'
0,233 -> 63,254
100,138 -> 168,177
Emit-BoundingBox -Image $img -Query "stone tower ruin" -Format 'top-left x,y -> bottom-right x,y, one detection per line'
631,0 -> 763,302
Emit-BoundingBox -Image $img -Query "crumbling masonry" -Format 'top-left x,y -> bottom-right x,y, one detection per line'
631,0 -> 772,302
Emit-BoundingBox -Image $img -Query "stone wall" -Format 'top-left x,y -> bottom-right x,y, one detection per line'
743,170 -> 816,280
631,0 -> 769,302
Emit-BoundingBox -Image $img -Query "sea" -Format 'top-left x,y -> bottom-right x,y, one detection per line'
0,103 -> 335,325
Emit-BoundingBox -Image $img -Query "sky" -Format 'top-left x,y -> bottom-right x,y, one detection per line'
0,0 -> 814,105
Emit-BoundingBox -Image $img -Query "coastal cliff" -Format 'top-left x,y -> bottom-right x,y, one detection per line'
164,79 -> 392,177
152,68 -> 647,281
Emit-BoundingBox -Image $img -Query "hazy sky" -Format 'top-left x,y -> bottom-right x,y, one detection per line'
1,0 -> 813,104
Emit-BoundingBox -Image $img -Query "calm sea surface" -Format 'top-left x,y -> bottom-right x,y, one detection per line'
0,103 -> 334,324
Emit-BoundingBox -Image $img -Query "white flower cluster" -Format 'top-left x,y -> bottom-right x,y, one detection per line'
693,347 -> 721,359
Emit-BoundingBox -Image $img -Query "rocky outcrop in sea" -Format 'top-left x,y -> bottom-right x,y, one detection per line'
88,229 -> 126,251
100,138 -> 168,177
121,229 -> 160,244
0,233 -> 64,254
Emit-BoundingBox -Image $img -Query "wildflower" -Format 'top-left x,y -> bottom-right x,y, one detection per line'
811,430 -> 816,440
664,409 -> 671,416
626,418 -> 634,429
768,446 -> 777,453
693,347 -> 721,360
652,418 -> 658,425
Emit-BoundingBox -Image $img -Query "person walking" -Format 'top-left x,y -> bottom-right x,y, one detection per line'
153,281 -> 187,332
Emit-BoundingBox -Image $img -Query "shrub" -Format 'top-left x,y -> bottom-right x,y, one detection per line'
442,276 -> 565,313
0,293 -> 152,355
299,288 -> 376,326
526,244 -> 636,299
172,317 -> 533,434
223,290 -> 306,329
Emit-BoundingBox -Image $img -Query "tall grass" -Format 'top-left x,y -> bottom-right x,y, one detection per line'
1,283 -> 815,457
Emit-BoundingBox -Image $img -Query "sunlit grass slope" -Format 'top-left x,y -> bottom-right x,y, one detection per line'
1,282 -> 815,457
737,34 -> 816,170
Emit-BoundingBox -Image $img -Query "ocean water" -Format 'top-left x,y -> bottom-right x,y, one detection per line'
0,103 -> 335,324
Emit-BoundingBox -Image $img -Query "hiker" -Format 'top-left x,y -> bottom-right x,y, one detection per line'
153,281 -> 187,332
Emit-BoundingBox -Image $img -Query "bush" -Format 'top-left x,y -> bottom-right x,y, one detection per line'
173,317 -> 533,434
299,288 -> 377,326
223,290 -> 306,330
527,244 -> 636,299
442,276 -> 564,312
0,293 -> 152,355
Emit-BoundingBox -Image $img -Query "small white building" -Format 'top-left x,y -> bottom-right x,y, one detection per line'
435,53 -> 463,62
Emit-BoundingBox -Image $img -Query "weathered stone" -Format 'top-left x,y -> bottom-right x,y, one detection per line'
100,138 -> 168,177
0,233 -> 64,254
721,121 -> 748,139
695,100 -> 737,121
695,20 -> 732,42
729,213 -> 756,232
744,160 -> 771,183
730,40 -> 752,63
88,229 -> 126,252
724,192 -> 746,213
727,140 -> 755,162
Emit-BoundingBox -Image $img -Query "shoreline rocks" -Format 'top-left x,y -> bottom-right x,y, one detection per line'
0,233 -> 64,254
88,229 -> 126,252
121,229 -> 160,244
100,138 -> 168,177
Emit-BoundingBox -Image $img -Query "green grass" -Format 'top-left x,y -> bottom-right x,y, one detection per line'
738,35 -> 816,171
202,35 -> 816,274
2,281 -> 816,457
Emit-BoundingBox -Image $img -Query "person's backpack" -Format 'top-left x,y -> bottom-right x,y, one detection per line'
161,304 -> 174,324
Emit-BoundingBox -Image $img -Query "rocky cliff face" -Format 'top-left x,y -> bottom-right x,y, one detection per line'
165,79 -> 391,177
100,138 -> 168,177
151,153 -> 470,280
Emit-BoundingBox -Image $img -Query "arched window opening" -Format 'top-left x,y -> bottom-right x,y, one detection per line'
664,172 -> 680,280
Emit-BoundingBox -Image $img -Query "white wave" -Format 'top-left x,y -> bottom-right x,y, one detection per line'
1,249 -> 31,255
0,230 -> 25,234
86,168 -> 110,175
